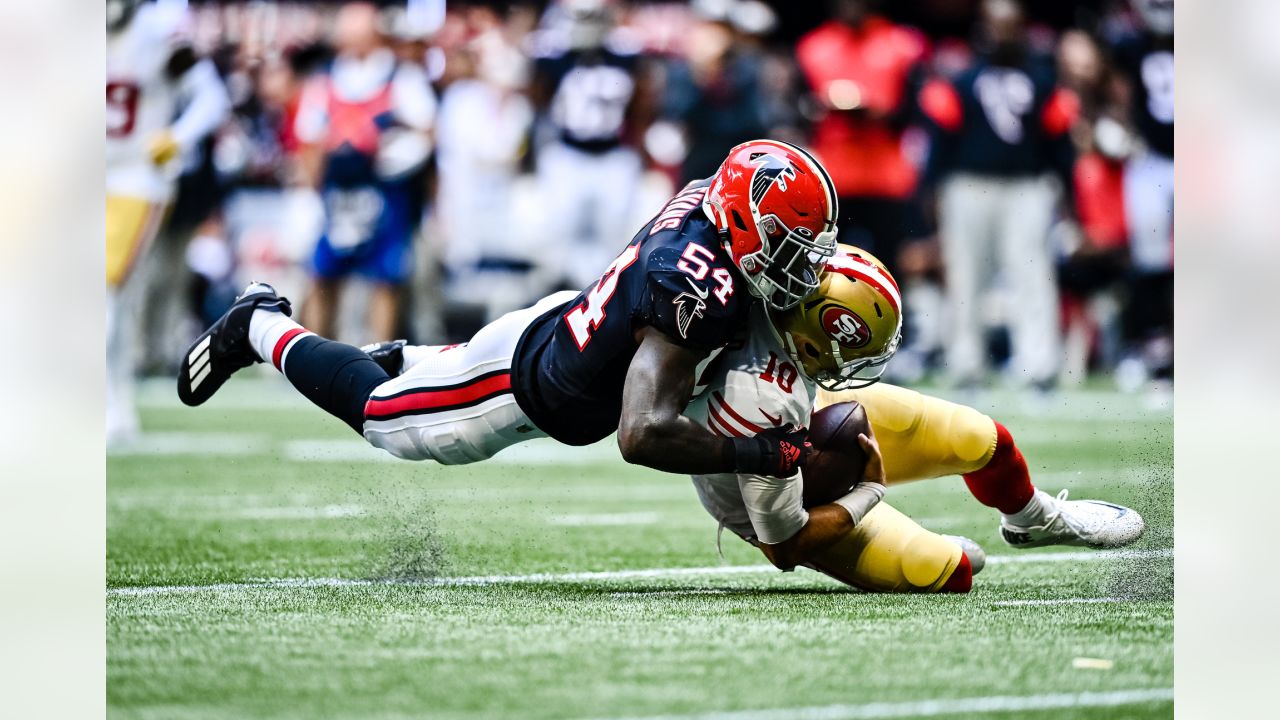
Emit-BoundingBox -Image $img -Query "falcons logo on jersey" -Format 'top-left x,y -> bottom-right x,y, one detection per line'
673,278 -> 709,339
748,153 -> 798,205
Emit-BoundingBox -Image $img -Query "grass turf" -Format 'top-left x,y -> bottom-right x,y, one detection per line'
107,377 -> 1173,719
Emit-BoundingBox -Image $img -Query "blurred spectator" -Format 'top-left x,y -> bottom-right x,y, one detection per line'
293,1 -> 436,342
1109,0 -> 1174,390
106,0 -> 229,445
1055,29 -> 1129,380
530,0 -> 655,290
795,0 -> 929,273
661,2 -> 772,183
918,0 -> 1077,389
103,0 -> 1180,418
435,7 -> 538,323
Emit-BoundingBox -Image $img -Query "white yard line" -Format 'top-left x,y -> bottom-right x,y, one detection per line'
991,597 -> 1132,607
548,512 -> 662,526
107,548 -> 1173,598
586,688 -> 1173,720
985,548 -> 1172,565
236,504 -> 364,520
107,432 -> 268,457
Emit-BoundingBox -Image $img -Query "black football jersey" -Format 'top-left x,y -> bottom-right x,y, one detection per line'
536,46 -> 639,153
1112,33 -> 1174,158
927,54 -> 1066,178
511,180 -> 751,445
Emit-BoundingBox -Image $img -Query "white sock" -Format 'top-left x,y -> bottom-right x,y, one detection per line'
247,308 -> 312,371
1003,490 -> 1052,527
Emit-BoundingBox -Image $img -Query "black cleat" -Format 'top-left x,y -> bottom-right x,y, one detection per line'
178,282 -> 292,406
360,339 -> 408,377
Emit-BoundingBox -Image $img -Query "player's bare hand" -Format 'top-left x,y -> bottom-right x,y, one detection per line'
856,432 -> 886,486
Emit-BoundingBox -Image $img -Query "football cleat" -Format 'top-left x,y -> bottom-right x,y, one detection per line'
1000,489 -> 1146,549
177,282 -> 292,407
944,535 -> 986,575
360,339 -> 407,377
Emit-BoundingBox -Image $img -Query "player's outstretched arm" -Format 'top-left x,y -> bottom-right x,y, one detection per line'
758,434 -> 886,570
620,328 -> 811,476
618,327 -> 733,474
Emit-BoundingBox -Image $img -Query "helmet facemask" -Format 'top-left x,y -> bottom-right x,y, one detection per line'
780,324 -> 901,391
735,208 -> 837,310
768,243 -> 904,390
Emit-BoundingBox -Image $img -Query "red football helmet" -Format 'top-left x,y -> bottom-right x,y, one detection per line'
702,140 -> 839,309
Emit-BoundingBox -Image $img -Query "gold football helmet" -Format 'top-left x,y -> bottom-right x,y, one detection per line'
769,245 -> 903,390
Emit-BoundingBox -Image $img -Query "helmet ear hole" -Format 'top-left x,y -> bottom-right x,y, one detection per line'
731,209 -> 748,232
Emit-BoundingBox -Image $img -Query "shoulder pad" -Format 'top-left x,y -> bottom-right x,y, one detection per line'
645,240 -> 744,349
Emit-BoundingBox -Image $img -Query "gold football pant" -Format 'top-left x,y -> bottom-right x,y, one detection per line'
106,195 -> 167,443
817,382 -> 998,484
808,501 -> 970,593
106,195 -> 167,288
805,383 -> 1000,593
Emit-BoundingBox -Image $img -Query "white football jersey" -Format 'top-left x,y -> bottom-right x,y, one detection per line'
106,2 -> 187,200
685,307 -> 817,544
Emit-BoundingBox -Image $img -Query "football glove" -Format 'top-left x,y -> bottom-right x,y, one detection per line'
731,427 -> 811,478
147,129 -> 181,166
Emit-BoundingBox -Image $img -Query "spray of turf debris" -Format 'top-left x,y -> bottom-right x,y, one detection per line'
357,485 -> 451,582
1103,460 -> 1174,601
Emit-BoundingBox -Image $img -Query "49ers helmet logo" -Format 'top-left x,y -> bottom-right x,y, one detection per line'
820,306 -> 871,348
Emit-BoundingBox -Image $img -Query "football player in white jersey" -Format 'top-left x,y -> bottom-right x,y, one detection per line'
106,0 -> 229,444
685,246 -> 1147,593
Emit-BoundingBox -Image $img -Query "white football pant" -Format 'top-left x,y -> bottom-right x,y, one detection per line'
361,291 -> 577,464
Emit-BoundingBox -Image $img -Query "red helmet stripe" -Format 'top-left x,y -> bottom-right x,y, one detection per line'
826,264 -> 901,314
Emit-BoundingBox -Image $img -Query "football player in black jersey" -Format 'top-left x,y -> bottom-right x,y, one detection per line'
178,140 -> 838,480
529,0 -> 656,291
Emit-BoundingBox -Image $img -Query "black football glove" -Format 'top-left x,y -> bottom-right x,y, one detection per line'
730,427 -> 811,477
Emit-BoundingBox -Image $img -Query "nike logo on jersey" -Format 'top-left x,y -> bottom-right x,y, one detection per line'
683,276 -> 709,299
758,409 -> 784,427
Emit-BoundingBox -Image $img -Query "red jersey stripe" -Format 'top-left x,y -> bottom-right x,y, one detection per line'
712,392 -> 766,434
272,328 -> 309,370
707,403 -> 745,438
365,372 -> 512,418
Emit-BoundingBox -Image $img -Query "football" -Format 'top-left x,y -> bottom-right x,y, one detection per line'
802,401 -> 872,508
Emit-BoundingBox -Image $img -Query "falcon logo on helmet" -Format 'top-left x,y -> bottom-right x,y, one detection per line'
769,245 -> 903,390
703,140 -> 838,311
748,154 -> 798,204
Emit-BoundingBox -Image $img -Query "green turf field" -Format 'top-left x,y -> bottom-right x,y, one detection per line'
107,375 -> 1173,719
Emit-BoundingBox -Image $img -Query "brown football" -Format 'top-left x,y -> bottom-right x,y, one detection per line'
802,401 -> 872,509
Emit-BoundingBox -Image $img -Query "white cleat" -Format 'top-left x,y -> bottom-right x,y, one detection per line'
944,535 -> 986,574
1001,489 -> 1146,550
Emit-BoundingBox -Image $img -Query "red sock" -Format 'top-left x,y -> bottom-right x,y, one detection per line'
963,422 -> 1035,514
938,553 -> 973,593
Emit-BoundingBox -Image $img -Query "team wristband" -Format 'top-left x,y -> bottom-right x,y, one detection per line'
832,482 -> 886,526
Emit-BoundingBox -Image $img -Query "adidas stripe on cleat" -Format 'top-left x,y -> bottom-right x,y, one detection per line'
177,282 -> 292,407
